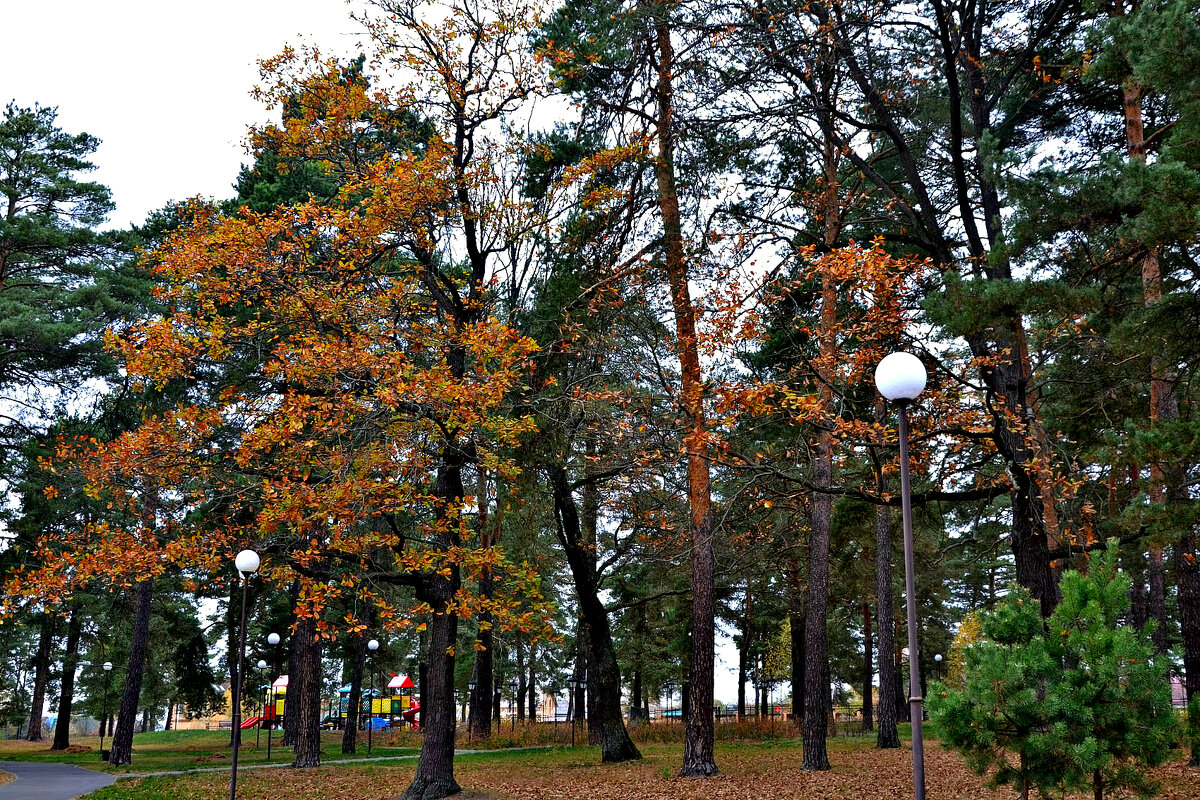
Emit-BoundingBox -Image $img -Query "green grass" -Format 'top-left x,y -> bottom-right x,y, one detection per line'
0,729 -> 419,773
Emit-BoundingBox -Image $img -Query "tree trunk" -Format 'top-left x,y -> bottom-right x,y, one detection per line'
51,605 -> 83,750
342,621 -> 369,753
403,456 -> 465,800
515,639 -> 526,721
548,464 -> 641,761
470,472 -> 495,740
873,406 -> 900,749
1178,533 -> 1200,766
786,559 -> 805,723
109,579 -> 153,766
527,642 -> 537,722
25,613 -> 55,742
292,613 -> 322,768
649,11 -> 716,777
283,601 -> 302,747
403,572 -> 462,799
802,175 -> 838,769
861,600 -> 873,732
738,587 -> 751,720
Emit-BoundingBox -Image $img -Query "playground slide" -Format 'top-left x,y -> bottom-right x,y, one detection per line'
240,716 -> 262,729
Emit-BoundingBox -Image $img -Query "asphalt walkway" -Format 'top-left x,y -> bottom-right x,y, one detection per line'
0,762 -> 118,800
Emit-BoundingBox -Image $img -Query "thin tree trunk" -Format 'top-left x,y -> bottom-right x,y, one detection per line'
342,613 -> 370,754
738,587 -> 751,720
548,465 -> 641,762
861,600 -> 873,732
51,605 -> 83,750
25,614 -> 55,742
527,641 -> 537,722
786,559 -> 805,724
874,402 -> 900,749
109,579 -> 153,766
650,11 -> 716,777
515,639 -> 526,721
470,471 -> 495,740
802,142 -> 838,770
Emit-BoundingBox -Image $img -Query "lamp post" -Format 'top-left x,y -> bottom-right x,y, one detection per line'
663,679 -> 677,724
367,638 -> 379,755
99,661 -> 113,761
874,351 -> 928,800
230,549 -> 260,800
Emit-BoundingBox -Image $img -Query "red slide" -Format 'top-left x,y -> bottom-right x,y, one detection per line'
240,716 -> 262,729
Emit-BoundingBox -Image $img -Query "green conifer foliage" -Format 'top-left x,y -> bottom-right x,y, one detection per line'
931,544 -> 1178,800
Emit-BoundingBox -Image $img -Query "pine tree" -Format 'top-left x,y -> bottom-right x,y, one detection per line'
931,543 -> 1177,800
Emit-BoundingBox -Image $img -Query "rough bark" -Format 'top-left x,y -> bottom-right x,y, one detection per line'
527,641 -> 537,722
861,600 -> 873,732
51,605 -> 83,750
873,440 -> 900,749
403,571 -> 462,799
108,579 -> 153,766
403,457 -> 464,799
549,464 -> 640,762
25,613 -> 55,742
786,559 -> 805,723
650,11 -> 716,777
291,614 -> 322,768
342,621 -> 369,753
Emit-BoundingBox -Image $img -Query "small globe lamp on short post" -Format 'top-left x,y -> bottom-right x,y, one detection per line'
98,661 -> 113,761
230,549 -> 260,800
367,638 -> 379,755
874,352 -> 928,800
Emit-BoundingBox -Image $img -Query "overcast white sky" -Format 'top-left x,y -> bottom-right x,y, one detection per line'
5,0 -> 365,229
6,0 -> 752,707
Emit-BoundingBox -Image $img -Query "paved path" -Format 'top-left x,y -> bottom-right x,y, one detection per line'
0,762 -> 118,800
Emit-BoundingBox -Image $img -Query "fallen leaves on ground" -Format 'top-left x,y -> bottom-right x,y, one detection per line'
88,741 -> 1200,800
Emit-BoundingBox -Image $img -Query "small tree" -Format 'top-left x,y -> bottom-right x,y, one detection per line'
931,544 -> 1178,800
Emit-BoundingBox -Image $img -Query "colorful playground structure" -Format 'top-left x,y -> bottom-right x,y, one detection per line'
252,673 -> 420,731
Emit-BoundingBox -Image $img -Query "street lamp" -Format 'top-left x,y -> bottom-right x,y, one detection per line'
663,679 -> 677,724
367,638 -> 379,755
875,351 -> 928,800
99,661 -> 113,762
230,549 -> 260,800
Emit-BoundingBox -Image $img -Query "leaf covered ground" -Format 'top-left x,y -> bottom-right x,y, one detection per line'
77,740 -> 1200,800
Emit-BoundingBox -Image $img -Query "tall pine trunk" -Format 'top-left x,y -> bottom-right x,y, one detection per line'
25,613 -> 55,742
873,431 -> 900,748
650,9 -> 716,778
109,579 -> 153,766
51,605 -> 82,750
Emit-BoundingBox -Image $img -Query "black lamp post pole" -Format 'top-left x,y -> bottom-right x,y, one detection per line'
230,573 -> 251,800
